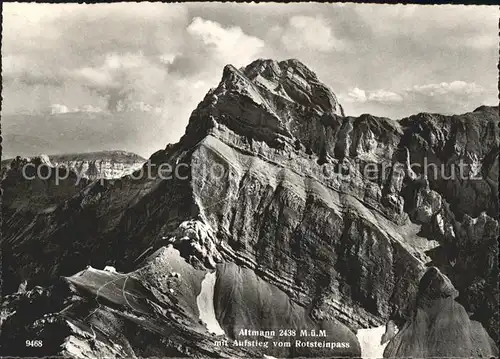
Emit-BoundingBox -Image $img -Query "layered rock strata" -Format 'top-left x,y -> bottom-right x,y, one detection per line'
1,59 -> 497,357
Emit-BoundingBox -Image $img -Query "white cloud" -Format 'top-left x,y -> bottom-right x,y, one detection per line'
159,53 -> 178,65
50,104 -> 70,114
343,87 -> 367,103
352,5 -> 498,50
187,17 -> 265,67
279,16 -> 346,53
407,81 -> 485,97
66,52 -> 171,111
343,81 -> 483,106
77,104 -> 103,113
2,3 -> 189,56
193,80 -> 207,89
1,3 -> 496,155
103,53 -> 146,70
71,67 -> 116,89
341,80 -> 491,118
3,55 -> 28,77
462,34 -> 497,50
368,90 -> 403,104
342,87 -> 402,104
400,81 -> 490,114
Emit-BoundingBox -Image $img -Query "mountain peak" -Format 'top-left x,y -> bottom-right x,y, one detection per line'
225,58 -> 343,116
241,58 -> 318,80
181,58 -> 344,150
416,267 -> 459,306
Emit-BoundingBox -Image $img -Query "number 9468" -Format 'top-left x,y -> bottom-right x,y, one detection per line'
25,340 -> 43,348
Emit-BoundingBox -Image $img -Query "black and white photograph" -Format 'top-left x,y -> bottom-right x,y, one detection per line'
1,2 -> 498,358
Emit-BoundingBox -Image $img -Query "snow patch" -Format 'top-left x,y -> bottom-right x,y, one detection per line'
196,270 -> 225,336
357,325 -> 396,359
104,266 -> 117,273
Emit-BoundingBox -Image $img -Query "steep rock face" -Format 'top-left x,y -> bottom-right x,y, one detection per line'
383,267 -> 498,358
1,156 -> 91,292
1,59 -> 498,357
214,262 -> 361,357
425,205 -> 499,342
188,134 -> 427,330
400,108 -> 498,218
1,246 -> 360,358
399,108 -> 500,340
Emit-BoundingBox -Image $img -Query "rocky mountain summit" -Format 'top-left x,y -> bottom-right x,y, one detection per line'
1,59 -> 498,358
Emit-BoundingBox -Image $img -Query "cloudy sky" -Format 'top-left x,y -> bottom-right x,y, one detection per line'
2,3 -> 498,157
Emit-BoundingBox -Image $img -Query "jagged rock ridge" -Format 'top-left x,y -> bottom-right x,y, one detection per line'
1,58 -> 498,358
2,150 -> 146,180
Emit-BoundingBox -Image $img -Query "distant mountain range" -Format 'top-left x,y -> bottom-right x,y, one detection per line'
1,150 -> 146,180
1,110 -> 171,159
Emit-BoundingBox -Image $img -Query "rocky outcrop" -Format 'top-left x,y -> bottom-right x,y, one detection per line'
1,246 -> 255,358
1,58 -> 497,357
214,262 -> 361,357
384,267 -> 498,358
400,108 -> 499,219
0,246 -> 359,358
